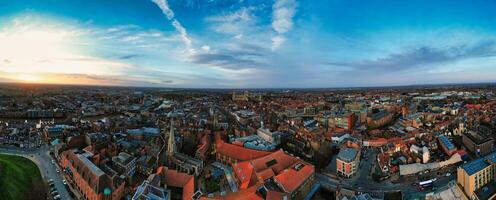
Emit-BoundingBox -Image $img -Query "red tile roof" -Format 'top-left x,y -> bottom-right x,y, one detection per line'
266,190 -> 286,200
219,183 -> 264,200
232,161 -> 255,189
215,132 -> 271,161
231,149 -> 315,195
250,150 -> 298,175
213,133 -> 314,199
274,164 -> 314,193
156,166 -> 195,200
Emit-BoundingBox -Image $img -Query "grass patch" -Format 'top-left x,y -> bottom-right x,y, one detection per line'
0,154 -> 46,200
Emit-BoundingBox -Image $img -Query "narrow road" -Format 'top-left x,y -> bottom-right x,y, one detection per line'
317,171 -> 455,196
0,145 -> 73,200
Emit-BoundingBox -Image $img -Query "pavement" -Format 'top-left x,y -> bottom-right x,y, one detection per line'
0,145 -> 73,200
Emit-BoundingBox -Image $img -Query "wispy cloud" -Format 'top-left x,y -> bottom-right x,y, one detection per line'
328,41 -> 496,72
190,52 -> 262,69
151,0 -> 194,53
271,0 -> 296,50
205,7 -> 256,36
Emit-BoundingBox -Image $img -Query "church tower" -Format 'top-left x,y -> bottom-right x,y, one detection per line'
167,119 -> 176,156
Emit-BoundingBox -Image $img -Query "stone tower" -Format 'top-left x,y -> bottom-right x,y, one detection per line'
167,119 -> 176,156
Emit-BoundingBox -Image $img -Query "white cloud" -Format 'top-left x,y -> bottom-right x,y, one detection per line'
271,0 -> 296,50
271,35 -> 286,50
172,19 -> 192,49
151,0 -> 174,19
201,45 -> 211,51
234,34 -> 243,39
151,0 -> 195,53
206,7 -> 256,35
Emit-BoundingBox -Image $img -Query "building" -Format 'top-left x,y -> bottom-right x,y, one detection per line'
438,135 -> 457,156
232,91 -> 261,101
230,149 -> 315,200
331,133 -> 351,144
136,155 -> 157,176
232,91 -> 249,101
367,110 -> 394,128
303,106 -> 316,116
474,182 -> 496,200
336,147 -> 360,178
154,167 -> 196,200
166,121 -> 204,176
333,114 -> 355,130
231,134 -> 277,151
462,131 -> 494,156
60,149 -> 126,200
133,166 -> 197,200
43,125 -> 66,140
410,145 -> 421,154
457,151 -> 496,199
257,128 -> 282,145
213,132 -> 271,165
112,152 -> 137,178
132,180 -> 170,200
422,146 -> 430,164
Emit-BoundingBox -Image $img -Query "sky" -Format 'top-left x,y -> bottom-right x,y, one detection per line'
0,0 -> 495,88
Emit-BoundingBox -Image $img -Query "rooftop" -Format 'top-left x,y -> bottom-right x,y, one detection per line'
132,180 -> 169,200
337,148 -> 358,163
461,151 -> 496,176
464,131 -> 494,145
438,135 -> 456,150
215,132 -> 272,161
76,153 -> 105,177
475,181 -> 496,200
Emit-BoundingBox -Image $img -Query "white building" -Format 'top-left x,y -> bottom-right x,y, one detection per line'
331,133 -> 351,144
422,146 -> 430,163
410,144 -> 421,154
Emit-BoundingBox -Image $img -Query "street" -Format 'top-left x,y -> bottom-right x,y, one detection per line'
0,145 -> 73,200
317,147 -> 457,198
317,170 -> 456,197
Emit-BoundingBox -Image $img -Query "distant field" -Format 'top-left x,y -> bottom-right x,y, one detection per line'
0,154 -> 46,200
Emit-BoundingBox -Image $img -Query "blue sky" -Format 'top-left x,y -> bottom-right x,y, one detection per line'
0,0 -> 495,88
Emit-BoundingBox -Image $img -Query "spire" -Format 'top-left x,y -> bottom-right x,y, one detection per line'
167,119 -> 176,155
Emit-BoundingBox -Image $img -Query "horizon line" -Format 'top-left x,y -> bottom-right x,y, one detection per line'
1,80 -> 496,90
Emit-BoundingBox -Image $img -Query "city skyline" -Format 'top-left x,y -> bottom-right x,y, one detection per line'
1,0 -> 496,88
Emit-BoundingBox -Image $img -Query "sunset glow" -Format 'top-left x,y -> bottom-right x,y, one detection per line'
0,16 -> 131,85
17,74 -> 42,82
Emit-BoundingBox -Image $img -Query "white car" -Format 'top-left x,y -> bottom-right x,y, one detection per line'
62,180 -> 67,185
446,173 -> 451,177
